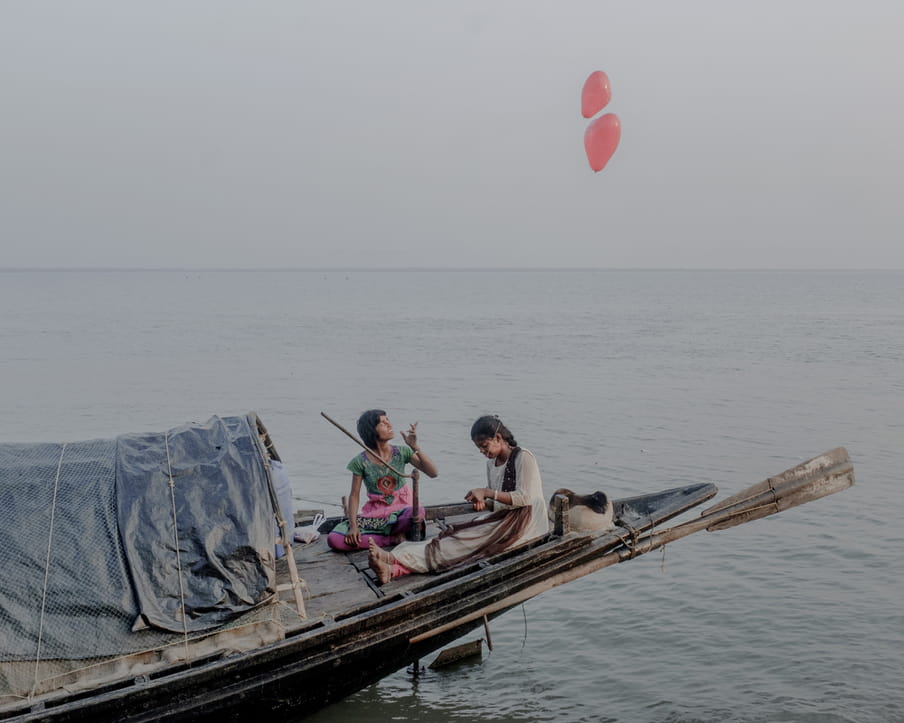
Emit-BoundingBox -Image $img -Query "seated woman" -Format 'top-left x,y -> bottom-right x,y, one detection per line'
327,409 -> 438,551
368,415 -> 548,583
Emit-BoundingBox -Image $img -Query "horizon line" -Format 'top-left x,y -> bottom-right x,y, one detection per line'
1,266 -> 901,273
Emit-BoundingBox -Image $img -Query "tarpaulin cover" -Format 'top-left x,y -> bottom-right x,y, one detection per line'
0,414 -> 277,661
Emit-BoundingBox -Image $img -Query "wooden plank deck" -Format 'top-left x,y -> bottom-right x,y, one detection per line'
279,510 -> 485,623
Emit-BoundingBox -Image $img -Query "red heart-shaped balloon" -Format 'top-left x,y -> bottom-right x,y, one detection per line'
584,113 -> 621,172
581,71 -> 612,119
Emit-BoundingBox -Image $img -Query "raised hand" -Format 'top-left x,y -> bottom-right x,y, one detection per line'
401,421 -> 419,450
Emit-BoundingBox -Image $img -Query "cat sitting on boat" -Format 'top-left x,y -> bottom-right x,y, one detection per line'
548,489 -> 615,532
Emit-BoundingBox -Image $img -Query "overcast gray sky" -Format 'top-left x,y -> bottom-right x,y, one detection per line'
2,1 -> 902,269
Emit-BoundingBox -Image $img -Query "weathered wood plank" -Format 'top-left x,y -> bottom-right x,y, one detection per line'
429,639 -> 483,668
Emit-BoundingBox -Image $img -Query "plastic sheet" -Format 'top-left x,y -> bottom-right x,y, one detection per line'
0,413 -> 278,662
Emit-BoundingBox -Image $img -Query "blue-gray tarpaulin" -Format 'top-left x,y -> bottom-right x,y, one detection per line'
0,414 -> 277,660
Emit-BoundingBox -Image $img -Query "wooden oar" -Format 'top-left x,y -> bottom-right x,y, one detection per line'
699,446 -> 851,530
607,446 -> 853,557
410,447 -> 854,645
320,411 -> 412,478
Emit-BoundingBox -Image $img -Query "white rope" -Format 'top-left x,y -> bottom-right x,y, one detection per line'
164,433 -> 192,662
31,442 -> 66,698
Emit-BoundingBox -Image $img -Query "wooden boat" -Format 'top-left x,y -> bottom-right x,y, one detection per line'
0,414 -> 854,722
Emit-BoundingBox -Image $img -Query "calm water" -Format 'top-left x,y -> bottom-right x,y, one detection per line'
2,269 -> 902,722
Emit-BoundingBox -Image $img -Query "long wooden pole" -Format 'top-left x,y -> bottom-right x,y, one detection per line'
251,414 -> 307,618
411,447 -> 853,645
273,496 -> 307,618
320,411 -> 412,478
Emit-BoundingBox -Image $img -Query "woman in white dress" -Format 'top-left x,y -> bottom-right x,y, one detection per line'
368,415 -> 548,584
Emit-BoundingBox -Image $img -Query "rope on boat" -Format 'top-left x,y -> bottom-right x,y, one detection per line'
31,442 -> 67,699
614,519 -> 641,559
293,495 -> 344,510
164,432 -> 193,664
519,604 -> 529,653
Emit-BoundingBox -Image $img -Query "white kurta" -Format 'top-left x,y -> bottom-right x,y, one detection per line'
392,447 -> 548,573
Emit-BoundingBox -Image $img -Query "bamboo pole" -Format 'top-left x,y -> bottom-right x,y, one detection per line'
411,447 -> 853,645
274,510 -> 307,618
253,416 -> 306,618
321,411 -> 412,478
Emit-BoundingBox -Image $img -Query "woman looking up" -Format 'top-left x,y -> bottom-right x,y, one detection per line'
327,409 -> 438,551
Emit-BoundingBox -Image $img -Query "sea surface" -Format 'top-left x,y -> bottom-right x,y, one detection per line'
1,269 -> 901,722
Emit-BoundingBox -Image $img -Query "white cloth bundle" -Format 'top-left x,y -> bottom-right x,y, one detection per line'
293,513 -> 325,544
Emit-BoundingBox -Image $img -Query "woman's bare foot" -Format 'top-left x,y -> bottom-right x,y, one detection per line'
368,539 -> 394,584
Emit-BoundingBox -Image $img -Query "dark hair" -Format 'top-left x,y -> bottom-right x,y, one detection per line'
357,409 -> 387,449
470,415 -> 517,447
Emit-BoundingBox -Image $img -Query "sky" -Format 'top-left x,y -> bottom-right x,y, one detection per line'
2,1 -> 902,270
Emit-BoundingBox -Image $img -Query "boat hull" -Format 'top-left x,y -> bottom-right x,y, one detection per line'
7,483 -> 717,722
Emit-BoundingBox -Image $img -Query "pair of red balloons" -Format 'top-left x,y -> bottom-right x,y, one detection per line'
581,70 -> 620,172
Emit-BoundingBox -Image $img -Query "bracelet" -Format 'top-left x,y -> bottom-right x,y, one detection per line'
491,489 -> 496,500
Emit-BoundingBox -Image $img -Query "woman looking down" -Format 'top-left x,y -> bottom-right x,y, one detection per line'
368,415 -> 548,583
